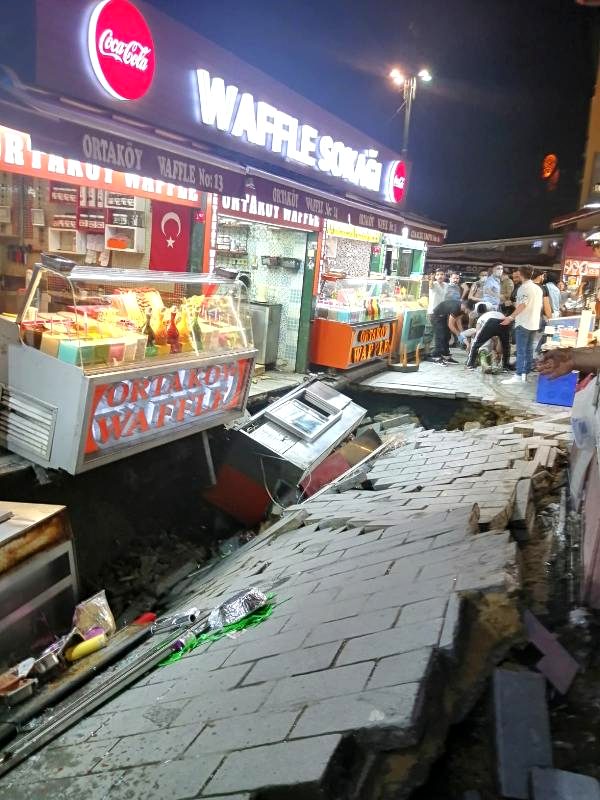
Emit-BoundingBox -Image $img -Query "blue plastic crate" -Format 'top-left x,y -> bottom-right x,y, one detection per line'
536,371 -> 578,407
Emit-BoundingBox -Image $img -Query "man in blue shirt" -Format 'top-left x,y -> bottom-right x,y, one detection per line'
482,264 -> 504,310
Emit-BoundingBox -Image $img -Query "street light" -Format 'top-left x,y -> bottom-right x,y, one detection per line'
389,67 -> 433,157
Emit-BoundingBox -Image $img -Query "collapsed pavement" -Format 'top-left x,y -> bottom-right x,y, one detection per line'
0,404 -> 575,800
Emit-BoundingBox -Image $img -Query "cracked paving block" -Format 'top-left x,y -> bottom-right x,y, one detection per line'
368,647 -> 434,690
291,683 -> 423,748
225,629 -> 309,666
93,724 -> 201,771
243,641 -> 341,685
304,607 -> 398,647
186,710 -> 297,756
174,683 -> 275,728
530,767 -> 600,800
264,661 -> 373,710
2,738 -> 117,783
106,756 -> 224,800
336,617 -> 444,665
0,772 -> 124,800
203,734 -> 343,796
439,593 -> 464,662
92,700 -> 188,739
493,669 -> 552,800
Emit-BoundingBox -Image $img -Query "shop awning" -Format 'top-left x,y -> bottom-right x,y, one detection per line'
0,67 -> 247,198
0,68 -> 447,244
551,207 -> 600,229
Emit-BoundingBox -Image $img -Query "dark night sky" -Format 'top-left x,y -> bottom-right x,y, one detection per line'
146,0 -> 598,242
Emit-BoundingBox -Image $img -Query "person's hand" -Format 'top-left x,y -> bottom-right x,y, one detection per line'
500,317 -> 513,326
536,349 -> 575,378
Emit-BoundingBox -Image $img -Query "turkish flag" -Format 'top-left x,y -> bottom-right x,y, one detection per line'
149,201 -> 192,272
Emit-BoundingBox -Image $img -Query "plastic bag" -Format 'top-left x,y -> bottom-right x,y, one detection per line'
571,375 -> 598,451
72,590 -> 116,638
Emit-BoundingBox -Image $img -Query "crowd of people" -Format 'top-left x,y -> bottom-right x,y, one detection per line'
426,264 -> 566,387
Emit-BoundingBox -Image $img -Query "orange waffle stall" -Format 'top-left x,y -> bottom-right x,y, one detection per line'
309,275 -> 403,370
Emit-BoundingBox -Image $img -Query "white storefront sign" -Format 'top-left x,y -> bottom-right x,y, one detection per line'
196,69 -> 384,194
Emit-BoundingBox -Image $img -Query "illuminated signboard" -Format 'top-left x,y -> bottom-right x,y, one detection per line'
196,69 -> 394,197
83,357 -> 253,461
350,323 -> 396,365
88,0 -> 155,101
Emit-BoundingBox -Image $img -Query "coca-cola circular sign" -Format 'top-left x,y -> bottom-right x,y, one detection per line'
88,0 -> 155,101
386,160 -> 408,204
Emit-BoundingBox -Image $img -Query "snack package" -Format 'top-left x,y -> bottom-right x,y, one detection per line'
72,590 -> 116,638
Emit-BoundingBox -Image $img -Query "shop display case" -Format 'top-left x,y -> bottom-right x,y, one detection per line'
310,275 -> 408,369
0,256 -> 256,473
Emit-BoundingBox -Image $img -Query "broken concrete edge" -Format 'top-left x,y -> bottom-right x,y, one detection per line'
365,590 -> 524,800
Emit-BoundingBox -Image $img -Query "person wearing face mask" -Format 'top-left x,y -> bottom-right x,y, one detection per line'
482,264 -> 504,310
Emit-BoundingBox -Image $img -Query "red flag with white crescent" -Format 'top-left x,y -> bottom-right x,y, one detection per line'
149,201 -> 192,271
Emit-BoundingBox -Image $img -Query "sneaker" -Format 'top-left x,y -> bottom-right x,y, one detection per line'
431,357 -> 444,363
466,365 -> 476,371
444,356 -> 459,364
521,373 -> 528,383
501,375 -> 523,385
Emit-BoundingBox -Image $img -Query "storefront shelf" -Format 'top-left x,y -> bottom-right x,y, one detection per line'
106,224 -> 144,230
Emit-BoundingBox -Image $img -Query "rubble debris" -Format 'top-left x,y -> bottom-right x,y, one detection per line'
524,610 -> 580,695
493,668 -> 553,799
530,767 -> 600,800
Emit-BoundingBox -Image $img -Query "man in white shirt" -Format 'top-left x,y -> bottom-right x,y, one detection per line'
465,303 -> 512,370
500,266 -> 543,384
427,270 -> 447,315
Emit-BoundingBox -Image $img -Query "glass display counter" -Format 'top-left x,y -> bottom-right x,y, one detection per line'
0,256 -> 256,473
309,275 -> 424,369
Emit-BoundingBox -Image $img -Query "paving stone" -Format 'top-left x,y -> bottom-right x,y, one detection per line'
101,681 -> 177,713
493,669 -> 552,799
360,575 -> 455,613
224,629 -> 309,666
336,617 -> 444,665
161,665 -> 249,702
242,641 -> 341,684
399,596 -> 448,624
368,647 -> 433,690
530,767 -> 600,800
439,593 -> 464,661
48,713 -> 109,748
93,700 -> 188,739
0,772 -> 124,800
291,683 -> 423,748
304,607 -> 398,647
175,684 -> 275,727
186,710 -> 297,756
106,755 -> 224,799
94,724 -> 201,771
264,661 -> 372,710
203,734 -> 343,795
5,738 -> 118,782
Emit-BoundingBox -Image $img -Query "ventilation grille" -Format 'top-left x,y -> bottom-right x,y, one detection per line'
0,385 -> 56,461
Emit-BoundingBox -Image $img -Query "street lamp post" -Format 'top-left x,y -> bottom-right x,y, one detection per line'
389,68 -> 432,158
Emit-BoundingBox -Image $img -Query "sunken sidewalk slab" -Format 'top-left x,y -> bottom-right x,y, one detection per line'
0,414 -> 571,800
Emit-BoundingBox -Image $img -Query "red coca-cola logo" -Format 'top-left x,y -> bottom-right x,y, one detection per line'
386,160 -> 408,204
88,0 -> 155,101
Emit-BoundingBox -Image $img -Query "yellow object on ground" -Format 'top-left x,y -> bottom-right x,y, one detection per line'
65,633 -> 108,662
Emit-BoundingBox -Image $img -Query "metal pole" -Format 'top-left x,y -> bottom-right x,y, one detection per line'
402,77 -> 416,158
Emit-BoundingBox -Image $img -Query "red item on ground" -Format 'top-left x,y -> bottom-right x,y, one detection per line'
133,612 -> 157,625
